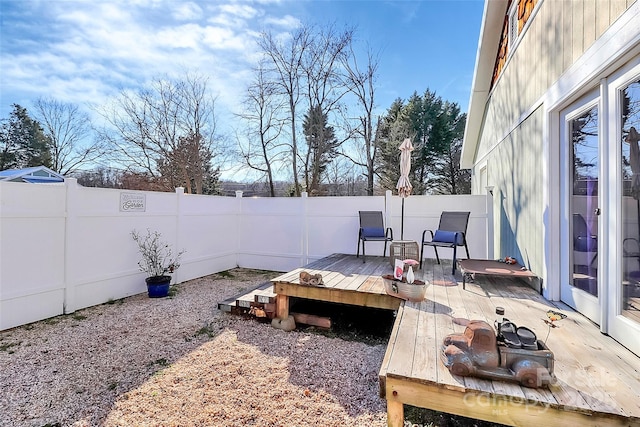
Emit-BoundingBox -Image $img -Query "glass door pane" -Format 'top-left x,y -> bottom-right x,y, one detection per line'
621,79 -> 640,323
609,58 -> 640,356
571,106 -> 599,297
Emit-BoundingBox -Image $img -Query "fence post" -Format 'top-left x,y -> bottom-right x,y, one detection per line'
485,186 -> 495,259
301,192 -> 308,265
235,191 -> 243,268
385,190 -> 392,233
175,187 -> 184,285
63,178 -> 79,314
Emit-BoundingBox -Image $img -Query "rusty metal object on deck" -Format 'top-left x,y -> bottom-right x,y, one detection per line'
441,320 -> 555,388
299,271 -> 324,286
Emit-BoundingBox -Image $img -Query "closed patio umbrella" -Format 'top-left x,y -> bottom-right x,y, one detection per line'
626,127 -> 640,242
627,127 -> 640,197
396,138 -> 414,240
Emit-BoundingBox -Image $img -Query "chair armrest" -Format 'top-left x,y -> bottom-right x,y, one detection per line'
421,229 -> 435,245
455,231 -> 467,246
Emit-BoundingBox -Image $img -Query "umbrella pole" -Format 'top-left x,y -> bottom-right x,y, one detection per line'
401,198 -> 405,240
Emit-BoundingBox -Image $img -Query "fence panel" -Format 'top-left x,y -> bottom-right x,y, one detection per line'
0,182 -> 489,330
237,196 -> 305,271
307,195 -> 387,261
392,195 -> 489,260
178,192 -> 239,282
0,182 -> 67,329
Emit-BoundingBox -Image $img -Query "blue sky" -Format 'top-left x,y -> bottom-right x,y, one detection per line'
0,0 -> 484,177
1,0 -> 484,117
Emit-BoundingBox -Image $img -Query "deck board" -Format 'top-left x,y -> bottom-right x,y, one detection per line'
386,302 -> 420,378
411,298 -> 438,384
269,253 -> 640,426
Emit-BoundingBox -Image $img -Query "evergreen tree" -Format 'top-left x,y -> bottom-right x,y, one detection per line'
375,98 -> 409,193
303,105 -> 339,193
375,91 -> 469,195
156,134 -> 221,195
0,104 -> 52,170
429,105 -> 470,194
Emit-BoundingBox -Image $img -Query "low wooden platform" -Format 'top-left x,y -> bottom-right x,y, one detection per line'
458,258 -> 541,293
268,253 -> 640,426
271,253 -> 402,319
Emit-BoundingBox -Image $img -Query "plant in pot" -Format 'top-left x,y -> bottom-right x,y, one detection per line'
131,229 -> 185,298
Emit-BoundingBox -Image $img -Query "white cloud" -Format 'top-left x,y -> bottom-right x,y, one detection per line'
263,14 -> 300,29
157,24 -> 205,49
0,0 -> 309,136
172,2 -> 203,21
218,4 -> 259,19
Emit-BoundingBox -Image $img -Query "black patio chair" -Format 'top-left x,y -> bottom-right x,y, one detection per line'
357,211 -> 393,262
573,213 -> 598,266
420,211 -> 470,274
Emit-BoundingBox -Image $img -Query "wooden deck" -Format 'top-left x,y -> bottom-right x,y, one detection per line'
269,253 -> 640,427
271,253 -> 402,319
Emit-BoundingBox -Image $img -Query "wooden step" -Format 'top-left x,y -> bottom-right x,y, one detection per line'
217,281 -> 276,316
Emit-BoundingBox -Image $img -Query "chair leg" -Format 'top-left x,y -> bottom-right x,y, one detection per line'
452,246 -> 457,275
419,245 -> 424,269
362,240 -> 366,263
383,240 -> 388,257
434,247 -> 441,265
464,243 -> 470,260
356,238 -> 360,258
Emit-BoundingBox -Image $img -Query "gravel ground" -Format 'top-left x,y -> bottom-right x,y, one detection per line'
0,269 -> 388,427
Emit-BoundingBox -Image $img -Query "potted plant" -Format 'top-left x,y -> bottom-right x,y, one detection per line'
131,229 -> 185,298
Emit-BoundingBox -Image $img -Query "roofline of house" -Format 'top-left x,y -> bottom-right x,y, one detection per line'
0,165 -> 65,182
461,0 -> 509,170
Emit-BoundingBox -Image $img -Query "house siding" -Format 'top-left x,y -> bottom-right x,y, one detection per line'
474,0 -> 634,271
487,106 -> 543,273
478,0 -> 632,164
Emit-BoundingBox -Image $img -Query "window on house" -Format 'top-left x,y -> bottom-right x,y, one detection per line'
491,0 -> 540,89
507,1 -> 520,49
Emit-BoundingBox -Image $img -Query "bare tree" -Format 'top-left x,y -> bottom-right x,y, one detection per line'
73,166 -> 123,188
33,98 -> 106,175
258,27 -> 312,196
301,25 -> 353,193
97,73 -> 220,194
236,62 -> 288,197
340,45 -> 380,195
157,134 -> 218,194
323,156 -> 363,196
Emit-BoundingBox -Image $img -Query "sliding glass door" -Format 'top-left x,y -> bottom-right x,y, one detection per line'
560,57 -> 640,356
609,58 -> 640,356
561,91 -> 600,324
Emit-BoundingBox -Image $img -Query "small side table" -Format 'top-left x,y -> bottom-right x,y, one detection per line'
389,240 -> 420,268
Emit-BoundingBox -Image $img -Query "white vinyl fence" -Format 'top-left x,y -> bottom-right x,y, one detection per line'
0,179 -> 490,330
